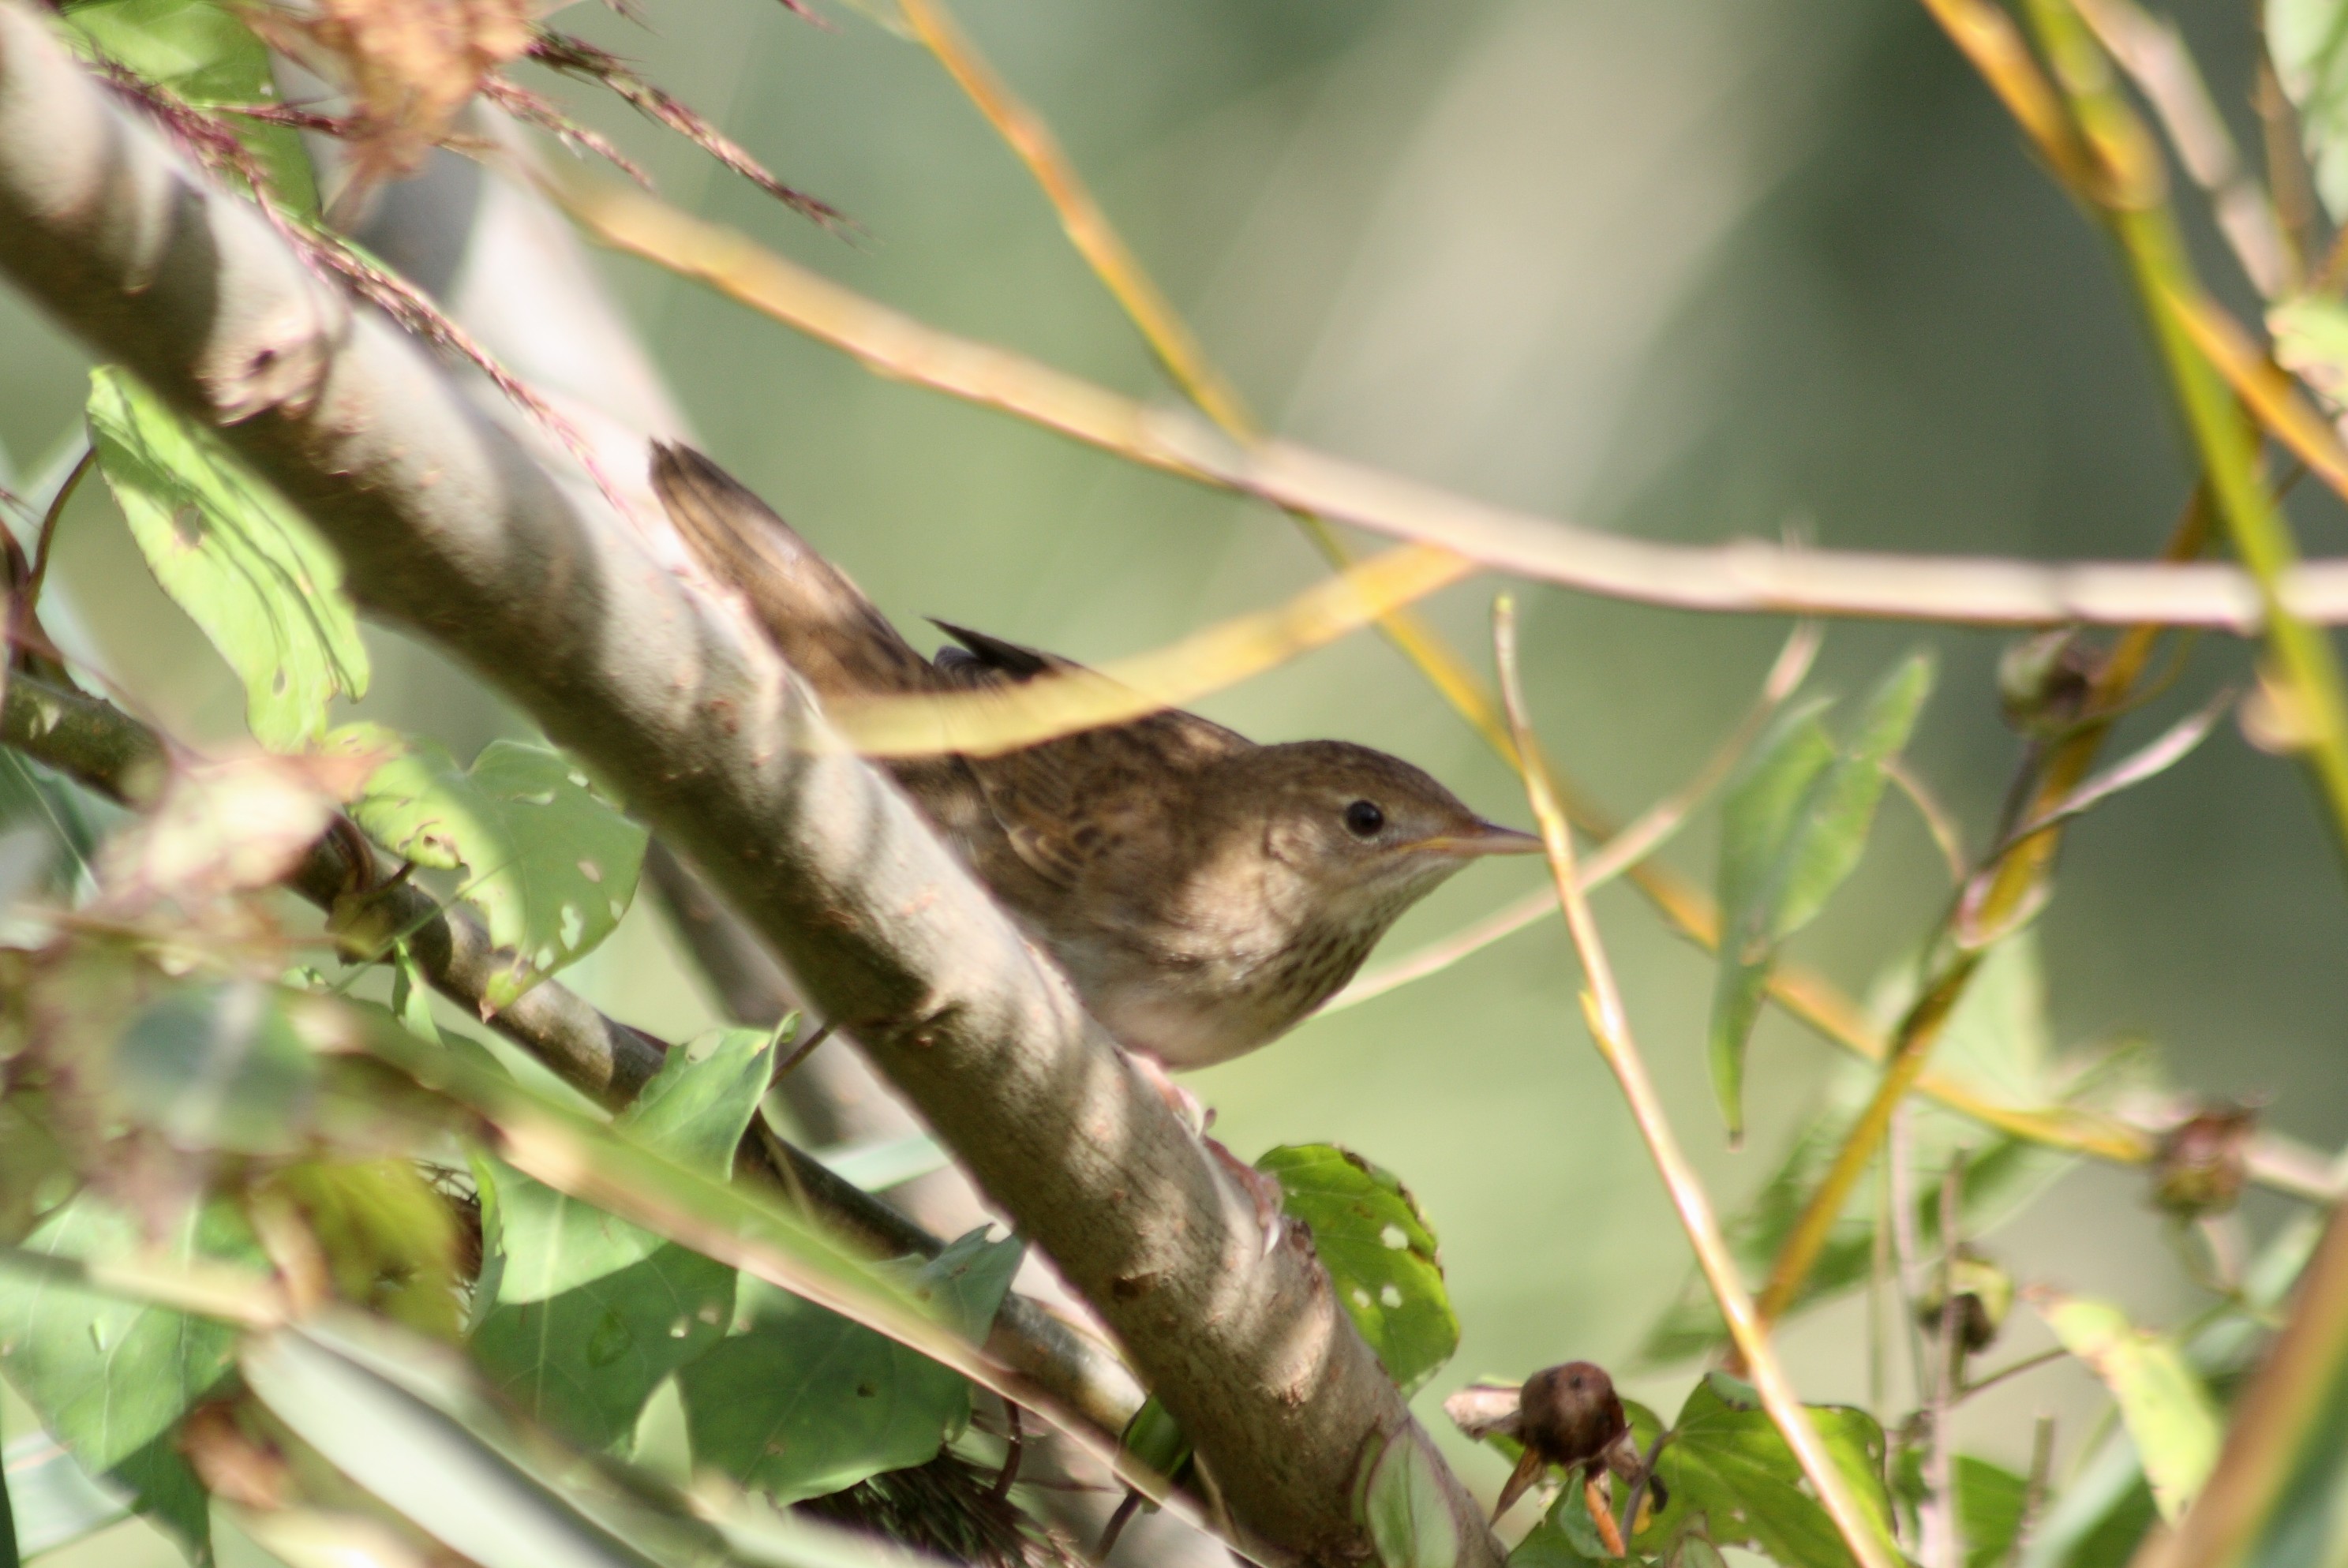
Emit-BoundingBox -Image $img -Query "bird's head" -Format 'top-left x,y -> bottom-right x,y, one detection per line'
1225,739 -> 1541,930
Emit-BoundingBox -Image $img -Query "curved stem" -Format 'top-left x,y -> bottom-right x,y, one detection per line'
1493,595 -> 1898,1568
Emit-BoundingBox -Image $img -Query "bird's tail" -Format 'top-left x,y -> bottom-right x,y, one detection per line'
650,442 -> 941,700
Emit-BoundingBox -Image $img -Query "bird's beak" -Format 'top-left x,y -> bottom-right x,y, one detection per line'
1415,820 -> 1547,857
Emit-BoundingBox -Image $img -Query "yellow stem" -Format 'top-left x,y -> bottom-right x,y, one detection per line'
1495,596 -> 1897,1568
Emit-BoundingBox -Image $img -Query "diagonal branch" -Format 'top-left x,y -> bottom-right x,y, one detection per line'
0,670 -> 1145,1440
545,171 -> 2348,632
0,10 -> 1497,1561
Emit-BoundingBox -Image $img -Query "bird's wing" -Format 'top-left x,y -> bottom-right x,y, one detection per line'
924,626 -> 1247,893
652,443 -> 940,700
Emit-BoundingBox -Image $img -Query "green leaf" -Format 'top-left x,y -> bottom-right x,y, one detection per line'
0,1195 -> 264,1562
2273,0 -> 2348,222
1360,1428 -> 1460,1568
676,1273 -> 969,1503
0,751 -> 101,898
1642,933 -> 2080,1364
617,1027 -> 775,1178
2274,296 -> 2348,413
1710,655 -> 1934,1138
55,0 -> 317,215
335,730 -> 648,1009
1121,1396 -> 1193,1482
107,979 -> 319,1155
1957,1456 -> 2029,1568
1506,1499 -> 1607,1568
1632,1373 -> 1894,1568
88,367 -> 365,752
2032,1293 -> 2221,1522
3,1428 -> 133,1557
470,1028 -> 772,1453
1256,1143 -> 1456,1397
905,1226 -> 1024,1342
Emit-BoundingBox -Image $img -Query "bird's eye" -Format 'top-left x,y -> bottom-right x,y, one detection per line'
1343,799 -> 1385,838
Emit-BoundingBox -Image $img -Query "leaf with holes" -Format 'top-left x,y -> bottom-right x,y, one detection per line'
469,1027 -> 770,1453
332,728 -> 646,1010
1631,1373 -> 1894,1568
55,0 -> 318,214
88,368 -> 365,752
2032,1293 -> 2220,1521
0,1194 -> 264,1562
1256,1143 -> 1456,1397
1710,654 -> 1932,1141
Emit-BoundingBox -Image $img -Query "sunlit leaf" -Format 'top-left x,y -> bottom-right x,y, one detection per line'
1642,934 -> 2082,1364
54,0 -> 318,214
2032,1292 -> 2220,1522
2274,295 -> 2348,414
1361,1428 -> 1459,1568
471,1028 -> 770,1452
266,1159 -> 462,1340
1504,1488 -> 1607,1568
1957,1456 -> 2029,1568
1631,1372 -> 1893,1568
1710,655 -> 1934,1139
333,729 -> 647,1009
0,1195 -> 264,1561
1257,1143 -> 1456,1397
904,1226 -> 1024,1342
88,368 -> 365,752
2272,1 -> 2348,222
677,1270 -> 970,1503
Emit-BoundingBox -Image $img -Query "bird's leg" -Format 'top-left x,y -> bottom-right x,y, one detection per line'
1204,1137 -> 1291,1259
1124,1048 -> 1210,1135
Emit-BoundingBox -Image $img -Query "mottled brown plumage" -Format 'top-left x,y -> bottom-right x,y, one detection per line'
652,443 -> 1538,1068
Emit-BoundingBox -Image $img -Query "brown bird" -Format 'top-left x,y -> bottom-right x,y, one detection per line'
651,443 -> 1539,1070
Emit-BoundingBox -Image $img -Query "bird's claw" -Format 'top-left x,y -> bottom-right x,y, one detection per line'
1207,1137 -> 1289,1258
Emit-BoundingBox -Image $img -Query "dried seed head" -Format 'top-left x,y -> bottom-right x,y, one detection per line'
2153,1102 -> 2259,1218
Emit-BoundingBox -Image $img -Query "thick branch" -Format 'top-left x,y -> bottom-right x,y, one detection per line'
0,12 -> 1494,1562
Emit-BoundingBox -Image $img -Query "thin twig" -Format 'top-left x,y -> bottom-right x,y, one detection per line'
1492,594 -> 1897,1568
2025,0 -> 2348,874
546,171 -> 2348,631
1953,1345 -> 2069,1405
1890,1106 -> 1932,1409
24,444 -> 90,614
1884,756 -> 1969,885
526,30 -> 842,228
1752,485 -> 2217,1327
1923,1152 -> 1968,1568
2073,0 -> 2292,299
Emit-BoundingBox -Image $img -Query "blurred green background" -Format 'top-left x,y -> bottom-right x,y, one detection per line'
2,0 -> 2340,1558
